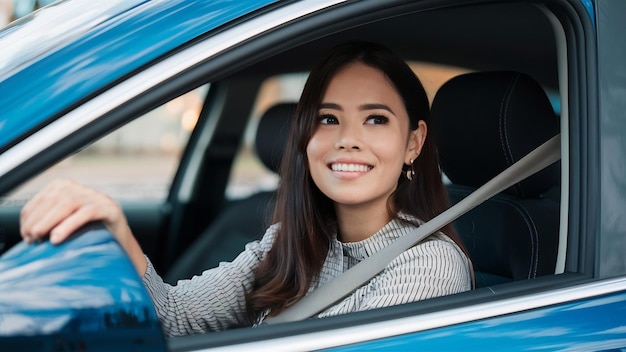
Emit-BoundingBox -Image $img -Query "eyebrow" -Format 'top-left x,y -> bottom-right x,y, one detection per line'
319,102 -> 395,115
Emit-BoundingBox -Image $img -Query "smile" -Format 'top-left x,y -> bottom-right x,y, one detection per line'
330,163 -> 373,172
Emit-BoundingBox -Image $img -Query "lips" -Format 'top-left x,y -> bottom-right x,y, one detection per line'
330,163 -> 373,172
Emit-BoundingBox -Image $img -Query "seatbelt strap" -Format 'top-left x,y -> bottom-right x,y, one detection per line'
264,134 -> 561,324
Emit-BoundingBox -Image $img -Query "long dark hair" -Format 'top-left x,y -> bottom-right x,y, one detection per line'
246,42 -> 463,320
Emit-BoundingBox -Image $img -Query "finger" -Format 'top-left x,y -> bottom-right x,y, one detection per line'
22,197 -> 78,244
21,179 -> 72,221
49,203 -> 102,244
21,180 -> 78,242
20,182 -> 56,238
21,194 -> 52,243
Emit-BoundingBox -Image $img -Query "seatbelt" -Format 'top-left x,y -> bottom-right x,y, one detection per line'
264,134 -> 561,324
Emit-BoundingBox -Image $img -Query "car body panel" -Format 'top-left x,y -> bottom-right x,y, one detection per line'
0,0 -> 276,150
596,0 -> 626,278
0,0 -> 146,78
197,275 -> 626,351
0,224 -> 166,351
328,289 -> 626,351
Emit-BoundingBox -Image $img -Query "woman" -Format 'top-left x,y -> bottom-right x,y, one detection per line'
20,42 -> 472,335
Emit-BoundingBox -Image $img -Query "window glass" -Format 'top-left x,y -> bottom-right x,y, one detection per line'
2,86 -> 208,206
225,64 -> 469,200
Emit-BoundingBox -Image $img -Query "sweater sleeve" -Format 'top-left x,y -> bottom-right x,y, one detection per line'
317,235 -> 471,318
142,224 -> 278,336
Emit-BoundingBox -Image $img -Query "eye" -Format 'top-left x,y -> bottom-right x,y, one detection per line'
365,114 -> 389,125
319,114 -> 339,125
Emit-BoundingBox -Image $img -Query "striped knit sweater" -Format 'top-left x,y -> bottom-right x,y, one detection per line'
142,215 -> 472,336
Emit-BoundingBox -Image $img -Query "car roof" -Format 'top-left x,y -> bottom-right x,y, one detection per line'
0,0 -> 276,151
242,3 -> 560,84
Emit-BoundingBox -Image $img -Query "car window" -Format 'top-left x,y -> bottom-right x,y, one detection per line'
1,86 -> 208,206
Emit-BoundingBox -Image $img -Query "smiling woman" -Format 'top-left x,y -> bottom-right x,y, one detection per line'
246,41 -> 472,325
307,62 -> 426,231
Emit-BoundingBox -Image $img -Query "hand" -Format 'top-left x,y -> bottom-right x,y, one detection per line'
20,179 -> 147,275
20,179 -> 130,244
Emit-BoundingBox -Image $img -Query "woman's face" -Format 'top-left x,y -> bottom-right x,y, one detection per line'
306,62 -> 426,212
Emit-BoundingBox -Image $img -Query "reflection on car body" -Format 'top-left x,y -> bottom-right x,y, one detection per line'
0,223 -> 165,351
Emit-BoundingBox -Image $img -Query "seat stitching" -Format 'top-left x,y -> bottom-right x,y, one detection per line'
498,74 -> 525,198
474,195 -> 539,280
510,202 -> 539,278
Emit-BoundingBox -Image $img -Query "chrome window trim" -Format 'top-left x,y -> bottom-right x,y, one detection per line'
200,277 -> 626,352
540,4 -> 570,275
0,0 -> 346,179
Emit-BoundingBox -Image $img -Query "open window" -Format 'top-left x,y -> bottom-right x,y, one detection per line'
161,1 -> 592,349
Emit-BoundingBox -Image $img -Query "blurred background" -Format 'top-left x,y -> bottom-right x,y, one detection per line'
1,0 -> 54,26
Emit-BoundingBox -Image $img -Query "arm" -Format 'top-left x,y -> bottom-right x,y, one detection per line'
317,235 -> 471,318
142,226 -> 276,336
21,180 -> 280,335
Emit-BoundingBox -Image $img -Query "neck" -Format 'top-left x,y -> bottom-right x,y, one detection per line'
335,202 -> 393,243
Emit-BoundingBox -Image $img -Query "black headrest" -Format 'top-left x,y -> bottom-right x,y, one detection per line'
254,103 -> 296,173
431,71 -> 560,198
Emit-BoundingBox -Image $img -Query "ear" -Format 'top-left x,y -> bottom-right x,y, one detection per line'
405,120 -> 427,164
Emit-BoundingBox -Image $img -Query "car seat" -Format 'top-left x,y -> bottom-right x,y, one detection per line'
430,71 -> 561,288
165,103 -> 296,283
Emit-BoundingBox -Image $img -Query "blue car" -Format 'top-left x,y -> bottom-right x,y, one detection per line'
1,0 -> 625,350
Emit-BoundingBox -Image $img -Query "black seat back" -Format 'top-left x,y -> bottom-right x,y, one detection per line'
165,103 -> 296,282
431,71 -> 560,287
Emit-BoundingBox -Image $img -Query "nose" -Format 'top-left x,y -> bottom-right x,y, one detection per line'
335,122 -> 363,150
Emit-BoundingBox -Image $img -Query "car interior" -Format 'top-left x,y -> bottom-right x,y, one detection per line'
166,68 -> 562,290
431,70 -> 561,287
158,2 -> 567,288
164,103 -> 295,282
0,0 -> 595,346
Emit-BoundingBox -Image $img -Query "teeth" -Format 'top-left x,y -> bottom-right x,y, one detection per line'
331,163 -> 372,172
